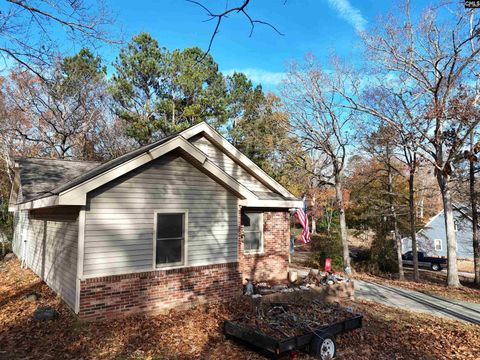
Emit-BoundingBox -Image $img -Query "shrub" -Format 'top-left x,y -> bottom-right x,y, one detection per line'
307,232 -> 344,271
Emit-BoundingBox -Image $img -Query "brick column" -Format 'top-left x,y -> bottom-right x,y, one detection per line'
238,209 -> 290,283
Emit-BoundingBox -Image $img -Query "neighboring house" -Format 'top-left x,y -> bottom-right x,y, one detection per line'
401,205 -> 475,259
8,122 -> 302,320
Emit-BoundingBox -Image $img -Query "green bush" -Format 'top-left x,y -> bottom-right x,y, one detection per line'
370,227 -> 398,274
307,232 -> 344,271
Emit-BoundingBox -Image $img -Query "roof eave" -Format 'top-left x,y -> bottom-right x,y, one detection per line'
16,194 -> 59,211
240,199 -> 304,208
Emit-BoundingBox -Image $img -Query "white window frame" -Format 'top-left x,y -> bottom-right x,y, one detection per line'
243,211 -> 264,255
152,209 -> 189,270
434,239 -> 442,251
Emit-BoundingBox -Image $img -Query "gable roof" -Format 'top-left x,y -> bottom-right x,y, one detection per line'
11,122 -> 302,211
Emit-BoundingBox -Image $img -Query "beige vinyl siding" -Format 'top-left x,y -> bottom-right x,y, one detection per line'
21,207 -> 79,310
83,152 -> 239,277
190,135 -> 274,194
12,210 -> 26,257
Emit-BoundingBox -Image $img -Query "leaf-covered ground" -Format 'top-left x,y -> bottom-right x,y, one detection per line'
1,258 -> 479,359
354,270 -> 480,304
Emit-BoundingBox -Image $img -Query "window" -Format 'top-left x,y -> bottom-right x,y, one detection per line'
242,211 -> 263,253
434,239 -> 442,251
154,212 -> 186,267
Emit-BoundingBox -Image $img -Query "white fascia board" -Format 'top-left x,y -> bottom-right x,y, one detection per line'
58,135 -> 256,206
181,122 -> 295,199
240,199 -> 304,208
16,195 -> 59,210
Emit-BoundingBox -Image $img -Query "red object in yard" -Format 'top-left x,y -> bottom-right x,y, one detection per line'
324,258 -> 332,272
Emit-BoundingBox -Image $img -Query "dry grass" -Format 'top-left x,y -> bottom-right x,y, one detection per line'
457,259 -> 475,273
1,257 -> 479,359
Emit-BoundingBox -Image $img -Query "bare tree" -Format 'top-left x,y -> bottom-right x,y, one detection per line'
0,0 -> 115,78
4,49 -> 110,159
282,55 -> 352,274
188,0 -> 283,56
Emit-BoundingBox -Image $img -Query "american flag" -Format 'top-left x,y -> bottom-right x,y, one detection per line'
295,208 -> 310,243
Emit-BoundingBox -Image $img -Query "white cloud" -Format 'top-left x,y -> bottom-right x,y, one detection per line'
223,68 -> 286,87
326,0 -> 367,33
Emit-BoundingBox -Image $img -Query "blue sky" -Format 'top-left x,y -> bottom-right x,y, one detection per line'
102,0 -> 386,91
8,0 -> 432,92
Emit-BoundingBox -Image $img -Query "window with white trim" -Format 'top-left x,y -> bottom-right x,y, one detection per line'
154,212 -> 186,267
242,211 -> 263,253
434,239 -> 442,251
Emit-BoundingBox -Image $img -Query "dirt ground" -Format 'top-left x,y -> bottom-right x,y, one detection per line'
1,257 -> 480,360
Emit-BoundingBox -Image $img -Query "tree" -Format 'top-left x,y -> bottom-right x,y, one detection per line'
111,33 -> 231,144
362,125 -> 406,280
0,0 -> 114,78
157,47 -> 228,133
282,55 -> 353,274
4,48 -> 109,159
110,33 -> 166,145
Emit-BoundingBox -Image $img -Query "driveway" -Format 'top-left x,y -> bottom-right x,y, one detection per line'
355,279 -> 480,325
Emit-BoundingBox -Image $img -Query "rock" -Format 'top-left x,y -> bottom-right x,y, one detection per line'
288,270 -> 298,283
24,293 -> 39,302
251,294 -> 262,299
33,306 -> 58,321
3,253 -> 14,261
244,281 -> 254,296
272,284 -> 288,291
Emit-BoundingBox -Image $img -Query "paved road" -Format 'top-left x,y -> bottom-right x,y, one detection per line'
355,279 -> 480,325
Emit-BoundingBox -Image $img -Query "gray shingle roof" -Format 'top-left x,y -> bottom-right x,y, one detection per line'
16,158 -> 101,202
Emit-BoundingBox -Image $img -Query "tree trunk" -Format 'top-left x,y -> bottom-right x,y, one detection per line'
437,171 -> 461,287
418,176 -> 427,221
311,217 -> 317,235
387,155 -> 404,280
334,172 -> 351,274
470,134 -> 480,285
408,171 -> 419,282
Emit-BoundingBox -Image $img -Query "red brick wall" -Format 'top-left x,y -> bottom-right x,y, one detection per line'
238,210 -> 290,283
78,262 -> 241,320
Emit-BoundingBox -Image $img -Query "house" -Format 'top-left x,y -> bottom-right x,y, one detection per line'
8,122 -> 302,320
401,205 -> 475,259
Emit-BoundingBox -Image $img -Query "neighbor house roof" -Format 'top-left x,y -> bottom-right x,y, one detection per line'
10,122 -> 302,211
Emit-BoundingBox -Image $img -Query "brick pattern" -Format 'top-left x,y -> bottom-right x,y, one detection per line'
78,262 -> 242,320
238,210 -> 290,283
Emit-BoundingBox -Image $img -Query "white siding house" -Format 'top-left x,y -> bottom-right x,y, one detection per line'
401,206 -> 475,259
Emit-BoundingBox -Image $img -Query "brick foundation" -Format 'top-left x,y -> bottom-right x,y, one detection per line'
238,210 -> 290,283
79,262 -> 242,320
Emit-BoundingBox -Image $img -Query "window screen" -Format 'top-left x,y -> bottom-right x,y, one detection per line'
242,212 -> 262,252
155,213 -> 184,266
